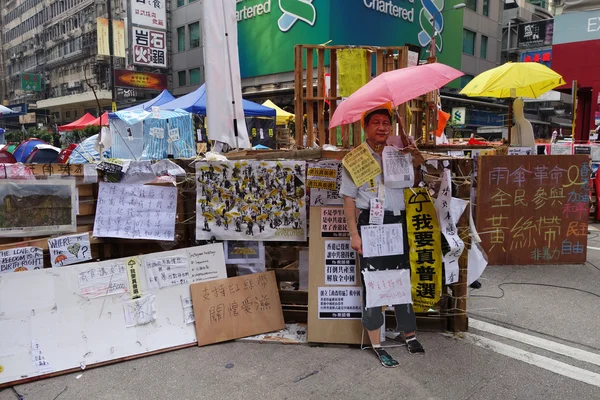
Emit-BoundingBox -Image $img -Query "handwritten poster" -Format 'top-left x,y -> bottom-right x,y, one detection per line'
93,182 -> 177,241
476,155 -> 589,265
382,147 -> 414,188
76,259 -> 129,299
190,271 -> 285,346
321,207 -> 348,237
48,233 -> 92,268
310,161 -> 344,207
362,269 -> 411,308
405,188 -> 443,312
434,170 -> 466,284
189,243 -> 228,283
317,287 -> 362,319
123,294 -> 157,327
341,143 -> 382,187
324,240 -> 356,285
181,296 -> 195,324
224,241 -> 265,264
360,224 -> 404,258
143,249 -> 190,290
550,144 -> 572,155
0,246 -> 43,273
196,161 -> 307,241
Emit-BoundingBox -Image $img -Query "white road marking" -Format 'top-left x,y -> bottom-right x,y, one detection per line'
587,246 -> 600,251
589,226 -> 599,231
464,333 -> 600,388
470,319 -> 600,367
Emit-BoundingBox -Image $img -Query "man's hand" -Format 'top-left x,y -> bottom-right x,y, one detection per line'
350,234 -> 363,255
400,145 -> 425,168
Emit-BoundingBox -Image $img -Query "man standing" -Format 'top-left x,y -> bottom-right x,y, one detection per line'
340,105 -> 425,368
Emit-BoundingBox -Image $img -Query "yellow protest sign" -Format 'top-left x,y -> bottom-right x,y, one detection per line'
404,188 -> 443,312
342,143 -> 382,187
338,48 -> 369,97
126,257 -> 142,299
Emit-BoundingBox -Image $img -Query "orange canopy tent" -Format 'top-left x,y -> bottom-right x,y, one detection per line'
57,113 -> 97,132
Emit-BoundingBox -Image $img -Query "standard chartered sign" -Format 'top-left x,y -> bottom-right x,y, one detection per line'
362,0 -> 415,22
236,0 -> 316,32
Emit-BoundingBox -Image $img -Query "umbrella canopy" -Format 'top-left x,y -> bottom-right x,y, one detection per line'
68,134 -> 111,164
12,138 -> 45,162
58,113 -> 98,132
262,100 -> 294,125
329,63 -> 464,128
459,62 -> 566,99
160,84 -> 276,117
25,144 -> 61,164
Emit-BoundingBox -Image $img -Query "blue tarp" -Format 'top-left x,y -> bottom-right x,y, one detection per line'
68,134 -> 111,164
12,138 -> 44,162
109,90 -> 176,118
159,84 -> 276,117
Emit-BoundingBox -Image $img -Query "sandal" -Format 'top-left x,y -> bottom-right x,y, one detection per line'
406,337 -> 425,354
373,347 -> 399,368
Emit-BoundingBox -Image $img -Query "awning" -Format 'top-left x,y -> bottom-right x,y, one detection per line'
262,100 -> 294,125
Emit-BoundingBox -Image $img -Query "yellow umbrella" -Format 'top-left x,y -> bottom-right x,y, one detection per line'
460,62 -> 565,142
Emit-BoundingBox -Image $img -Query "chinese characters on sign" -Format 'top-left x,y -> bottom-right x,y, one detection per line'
310,161 -> 343,207
324,240 -> 356,285
404,188 -> 443,312
133,28 -> 167,68
190,271 -> 285,346
317,287 -> 362,319
76,259 -> 129,299
130,0 -> 167,30
360,223 -> 405,258
93,183 -> 177,241
342,142 -> 382,187
362,269 -> 411,308
306,165 -> 338,191
477,155 -> 589,265
127,257 -> 142,299
143,249 -> 190,289
320,207 -> 349,237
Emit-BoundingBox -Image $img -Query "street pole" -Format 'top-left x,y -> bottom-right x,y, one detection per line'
107,0 -> 117,113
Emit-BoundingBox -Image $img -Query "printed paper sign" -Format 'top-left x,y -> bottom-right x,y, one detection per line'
310,161 -> 344,207
126,257 -> 142,299
321,207 -> 348,237
382,147 -> 414,188
0,246 -> 43,273
168,128 -> 180,142
189,243 -> 228,283
48,233 -> 92,268
76,259 -> 129,299
83,163 -> 98,184
342,142 -> 382,187
224,241 -> 265,264
508,147 -> 533,155
360,224 -> 404,258
324,240 -> 356,285
306,164 -> 338,190
150,127 -> 164,139
317,287 -> 362,319
93,183 -> 177,241
362,269 -> 412,308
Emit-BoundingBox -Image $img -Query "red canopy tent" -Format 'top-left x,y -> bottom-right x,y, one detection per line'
58,113 -> 97,132
90,112 -> 109,127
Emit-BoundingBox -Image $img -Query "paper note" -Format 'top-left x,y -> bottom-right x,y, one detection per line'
83,163 -> 98,184
168,128 -> 180,142
324,240 -> 356,285
181,296 -> 195,324
123,294 -> 157,327
189,243 -> 228,283
151,106 -> 160,118
224,241 -> 265,264
369,198 -> 384,225
143,249 -> 190,290
309,161 -> 344,207
150,127 -> 164,139
550,144 -> 572,155
121,161 -> 156,184
77,259 -> 129,298
31,339 -> 53,373
362,269 -> 412,308
48,233 -> 92,268
342,143 -> 382,187
320,207 -> 349,237
468,243 -> 488,285
317,287 -> 362,319
93,182 -> 177,241
382,147 -> 414,188
508,147 -> 533,155
0,246 -> 43,273
360,224 -> 404,258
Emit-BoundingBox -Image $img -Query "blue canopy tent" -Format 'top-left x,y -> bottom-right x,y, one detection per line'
109,90 -> 175,115
159,84 -> 276,118
12,138 -> 45,162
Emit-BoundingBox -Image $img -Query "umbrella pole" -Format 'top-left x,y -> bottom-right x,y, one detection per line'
507,100 -> 513,145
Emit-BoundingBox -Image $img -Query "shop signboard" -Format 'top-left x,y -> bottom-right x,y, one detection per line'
236,0 -> 464,82
554,10 -> 600,45
114,70 -> 168,90
132,28 -> 167,68
520,49 -> 552,68
518,20 -> 554,49
451,107 -> 466,125
467,110 -> 503,127
130,0 -> 166,30
21,74 -> 42,92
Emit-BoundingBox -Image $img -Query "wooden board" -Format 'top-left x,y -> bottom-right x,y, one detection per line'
476,155 -> 589,265
190,271 -> 284,346
307,206 -> 363,344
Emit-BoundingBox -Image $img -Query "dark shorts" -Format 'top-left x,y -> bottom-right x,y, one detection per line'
357,209 -> 417,333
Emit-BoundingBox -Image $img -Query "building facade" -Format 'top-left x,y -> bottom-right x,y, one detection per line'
170,0 -> 204,96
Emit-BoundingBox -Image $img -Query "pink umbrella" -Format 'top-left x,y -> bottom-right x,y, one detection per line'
329,63 -> 464,128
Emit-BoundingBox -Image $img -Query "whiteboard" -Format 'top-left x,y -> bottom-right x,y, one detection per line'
0,244 -> 226,385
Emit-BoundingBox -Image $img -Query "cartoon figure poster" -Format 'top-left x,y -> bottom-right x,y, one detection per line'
195,161 -> 307,241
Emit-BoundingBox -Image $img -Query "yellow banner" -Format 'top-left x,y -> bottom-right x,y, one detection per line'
112,20 -> 126,58
126,257 -> 142,299
342,142 -> 382,187
338,48 -> 369,97
97,18 -> 110,56
404,188 -> 443,312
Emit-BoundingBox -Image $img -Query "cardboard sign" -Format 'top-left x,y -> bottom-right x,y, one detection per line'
476,155 -> 589,265
190,271 -> 284,346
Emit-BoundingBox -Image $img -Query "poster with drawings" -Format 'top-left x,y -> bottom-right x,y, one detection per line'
195,161 -> 307,241
309,160 -> 343,206
48,233 -> 92,268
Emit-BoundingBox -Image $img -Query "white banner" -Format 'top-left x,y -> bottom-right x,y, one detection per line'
362,269 -> 411,308
202,0 -> 250,149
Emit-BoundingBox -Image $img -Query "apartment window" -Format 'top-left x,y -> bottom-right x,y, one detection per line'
189,68 -> 201,85
177,26 -> 185,52
465,0 -> 477,11
461,74 -> 474,88
480,35 -> 488,59
177,0 -> 184,6
189,22 -> 200,48
178,71 -> 186,86
189,0 -> 196,3
463,29 -> 476,55
483,0 -> 489,16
